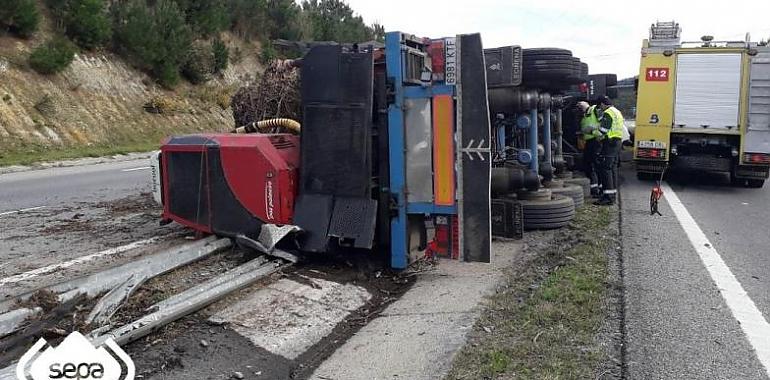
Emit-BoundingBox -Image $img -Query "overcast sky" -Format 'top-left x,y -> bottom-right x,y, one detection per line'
344,0 -> 770,78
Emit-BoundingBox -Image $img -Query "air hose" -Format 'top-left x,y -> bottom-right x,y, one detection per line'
232,118 -> 301,134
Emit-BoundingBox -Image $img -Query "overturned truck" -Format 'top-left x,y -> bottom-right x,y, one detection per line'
153,32 -> 495,269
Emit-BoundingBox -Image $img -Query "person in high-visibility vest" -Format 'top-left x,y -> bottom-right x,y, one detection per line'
577,101 -> 602,197
595,96 -> 624,206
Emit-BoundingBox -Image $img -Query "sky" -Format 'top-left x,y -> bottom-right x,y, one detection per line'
343,0 -> 770,78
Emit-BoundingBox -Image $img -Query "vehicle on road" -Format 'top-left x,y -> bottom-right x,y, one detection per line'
634,21 -> 770,187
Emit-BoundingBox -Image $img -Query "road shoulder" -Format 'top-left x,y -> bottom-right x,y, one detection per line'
309,240 -> 525,380
0,151 -> 154,175
446,204 -> 622,379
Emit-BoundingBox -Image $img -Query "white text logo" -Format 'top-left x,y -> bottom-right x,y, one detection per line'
17,331 -> 135,380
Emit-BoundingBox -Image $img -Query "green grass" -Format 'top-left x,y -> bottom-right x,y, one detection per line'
0,140 -> 161,167
447,205 -> 614,380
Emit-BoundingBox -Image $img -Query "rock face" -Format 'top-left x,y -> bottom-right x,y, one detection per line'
0,34 -> 262,154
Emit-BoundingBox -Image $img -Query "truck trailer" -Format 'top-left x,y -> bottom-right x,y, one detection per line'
634,21 -> 770,187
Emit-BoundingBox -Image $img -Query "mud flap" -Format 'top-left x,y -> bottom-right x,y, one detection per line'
456,33 -> 492,263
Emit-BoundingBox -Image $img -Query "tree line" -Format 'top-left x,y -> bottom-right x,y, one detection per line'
0,0 -> 383,87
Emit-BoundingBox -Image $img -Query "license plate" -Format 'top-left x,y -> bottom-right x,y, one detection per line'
637,140 -> 665,149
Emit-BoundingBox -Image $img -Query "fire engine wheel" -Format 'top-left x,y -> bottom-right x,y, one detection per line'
733,177 -> 766,188
563,177 -> 591,198
520,194 -> 576,230
550,184 -> 585,208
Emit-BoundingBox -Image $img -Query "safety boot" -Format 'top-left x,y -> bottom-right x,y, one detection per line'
593,196 -> 615,206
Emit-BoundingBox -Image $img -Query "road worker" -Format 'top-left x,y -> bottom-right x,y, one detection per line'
578,101 -> 602,197
594,95 -> 624,205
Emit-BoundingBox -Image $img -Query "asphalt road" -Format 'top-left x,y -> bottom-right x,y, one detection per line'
621,167 -> 770,379
0,158 -> 153,214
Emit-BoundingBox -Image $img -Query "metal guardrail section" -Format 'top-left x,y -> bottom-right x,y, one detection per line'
92,258 -> 288,346
0,237 -> 231,337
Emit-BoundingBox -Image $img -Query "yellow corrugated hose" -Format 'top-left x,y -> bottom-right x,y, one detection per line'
232,118 -> 301,134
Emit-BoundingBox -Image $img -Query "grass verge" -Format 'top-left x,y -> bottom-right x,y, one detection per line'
447,204 -> 615,380
0,140 -> 161,167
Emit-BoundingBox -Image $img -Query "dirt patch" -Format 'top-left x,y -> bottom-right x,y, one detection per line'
1,193 -> 183,284
16,289 -> 59,312
38,193 -> 160,235
127,316 -> 294,380
124,252 -> 416,380
113,247 -> 248,326
95,192 -> 158,217
0,294 -> 95,367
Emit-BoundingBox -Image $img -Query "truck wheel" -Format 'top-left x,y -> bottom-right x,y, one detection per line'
522,48 -> 572,57
564,177 -> 591,198
550,184 -> 585,208
520,195 -> 576,230
747,179 -> 765,188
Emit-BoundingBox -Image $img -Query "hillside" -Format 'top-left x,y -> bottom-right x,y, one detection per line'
0,31 -> 261,162
0,0 -> 381,165
0,32 -> 261,165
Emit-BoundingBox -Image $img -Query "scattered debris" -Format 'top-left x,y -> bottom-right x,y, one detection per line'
17,290 -> 59,313
92,259 -> 286,346
86,274 -> 147,326
231,60 -> 301,129
0,237 -> 231,338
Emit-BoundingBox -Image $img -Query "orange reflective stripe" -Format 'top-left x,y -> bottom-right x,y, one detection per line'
432,95 -> 455,206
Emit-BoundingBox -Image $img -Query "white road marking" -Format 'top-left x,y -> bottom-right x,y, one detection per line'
0,206 -> 46,217
663,183 -> 770,376
121,166 -> 151,172
0,236 -> 163,286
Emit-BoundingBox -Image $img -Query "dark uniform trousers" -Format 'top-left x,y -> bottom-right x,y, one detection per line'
599,137 -> 622,199
583,138 -> 601,192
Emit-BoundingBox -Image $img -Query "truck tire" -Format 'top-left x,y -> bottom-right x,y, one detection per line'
728,172 -> 763,188
564,177 -> 591,197
520,194 -> 576,230
605,74 -> 618,86
550,184 -> 585,208
522,48 -> 572,57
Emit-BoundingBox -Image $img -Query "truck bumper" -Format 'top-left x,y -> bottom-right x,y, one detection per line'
734,164 -> 770,180
635,159 -> 667,174
672,155 -> 732,173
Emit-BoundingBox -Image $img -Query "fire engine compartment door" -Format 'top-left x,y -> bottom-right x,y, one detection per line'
746,52 -> 770,153
674,53 -> 741,130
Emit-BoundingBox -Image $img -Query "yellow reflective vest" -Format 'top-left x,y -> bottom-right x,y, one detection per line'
580,105 -> 601,140
601,106 -> 624,140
